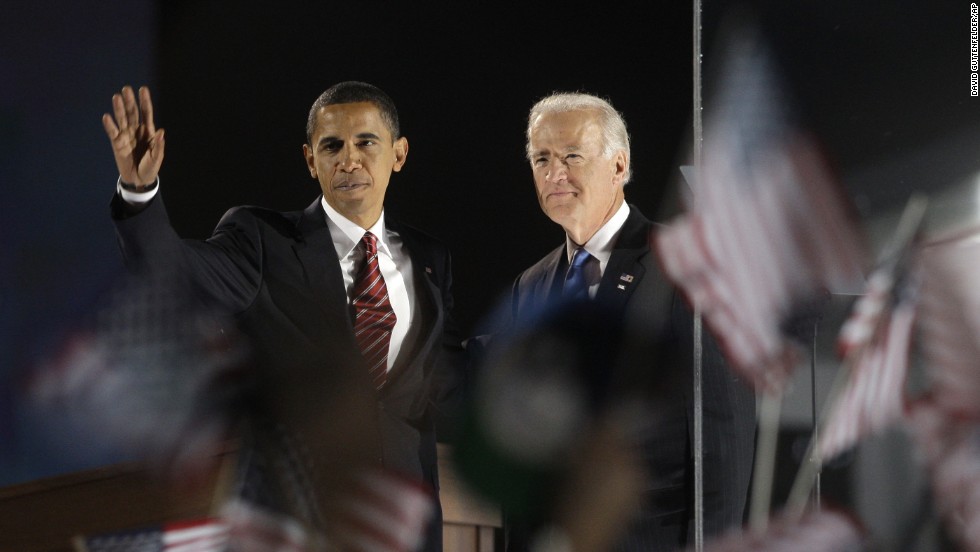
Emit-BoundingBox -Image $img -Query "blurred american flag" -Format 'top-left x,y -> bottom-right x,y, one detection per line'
692,509 -> 866,551
655,28 -> 866,392
817,197 -> 926,461
906,232 -> 980,551
74,517 -> 229,552
915,233 -> 980,420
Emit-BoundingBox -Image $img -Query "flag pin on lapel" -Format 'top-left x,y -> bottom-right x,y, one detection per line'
425,266 -> 433,274
617,273 -> 634,291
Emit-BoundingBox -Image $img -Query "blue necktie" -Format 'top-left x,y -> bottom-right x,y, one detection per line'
563,248 -> 594,300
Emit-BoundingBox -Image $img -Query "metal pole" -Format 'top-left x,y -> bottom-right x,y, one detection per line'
692,0 -> 705,549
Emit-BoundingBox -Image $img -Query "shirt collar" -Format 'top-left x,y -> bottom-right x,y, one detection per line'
321,196 -> 390,259
565,200 -> 630,265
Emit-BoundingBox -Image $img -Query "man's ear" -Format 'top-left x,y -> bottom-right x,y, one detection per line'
302,143 -> 317,178
392,137 -> 409,172
612,150 -> 628,185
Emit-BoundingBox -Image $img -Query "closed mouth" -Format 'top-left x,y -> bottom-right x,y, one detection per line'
335,181 -> 369,191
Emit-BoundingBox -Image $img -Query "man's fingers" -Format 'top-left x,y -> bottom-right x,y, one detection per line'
112,93 -> 128,131
106,85 -> 164,184
102,113 -> 120,140
122,86 -> 139,130
139,86 -> 156,135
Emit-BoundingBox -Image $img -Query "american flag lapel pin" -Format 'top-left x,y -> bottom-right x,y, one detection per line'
425,266 -> 433,274
617,273 -> 634,291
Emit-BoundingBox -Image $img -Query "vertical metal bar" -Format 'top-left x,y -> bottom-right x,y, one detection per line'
692,0 -> 705,549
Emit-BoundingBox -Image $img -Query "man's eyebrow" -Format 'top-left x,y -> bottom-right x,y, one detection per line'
317,132 -> 384,147
533,145 -> 581,156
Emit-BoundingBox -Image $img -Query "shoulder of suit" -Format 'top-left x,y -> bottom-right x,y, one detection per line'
515,244 -> 564,285
625,203 -> 656,227
617,204 -> 658,248
387,218 -> 449,251
217,205 -> 303,239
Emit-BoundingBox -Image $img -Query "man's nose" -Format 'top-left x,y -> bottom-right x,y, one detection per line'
545,159 -> 567,183
339,145 -> 362,172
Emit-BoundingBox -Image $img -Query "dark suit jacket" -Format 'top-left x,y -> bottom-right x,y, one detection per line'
510,204 -> 756,552
111,193 -> 464,547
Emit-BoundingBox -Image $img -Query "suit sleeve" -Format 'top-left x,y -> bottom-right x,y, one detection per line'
111,191 -> 263,314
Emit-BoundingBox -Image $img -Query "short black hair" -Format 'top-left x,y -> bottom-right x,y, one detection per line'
305,81 -> 400,145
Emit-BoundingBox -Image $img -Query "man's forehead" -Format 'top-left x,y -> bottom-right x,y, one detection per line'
313,102 -> 389,137
530,111 -> 603,149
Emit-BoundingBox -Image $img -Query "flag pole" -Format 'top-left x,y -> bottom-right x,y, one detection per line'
785,345 -> 853,519
811,320 -> 821,512
692,0 -> 705,549
749,390 -> 781,532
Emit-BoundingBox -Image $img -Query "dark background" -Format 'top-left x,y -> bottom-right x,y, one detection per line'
153,1 -> 695,336
2,1 -> 977,487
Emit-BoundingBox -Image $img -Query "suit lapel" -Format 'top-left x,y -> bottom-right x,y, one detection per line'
293,198 -> 354,332
516,245 -> 566,317
541,246 -> 567,303
595,206 -> 652,312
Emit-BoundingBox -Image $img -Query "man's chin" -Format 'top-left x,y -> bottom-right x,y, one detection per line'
544,205 -> 577,226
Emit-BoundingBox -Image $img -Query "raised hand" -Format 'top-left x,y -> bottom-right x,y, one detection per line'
102,85 -> 165,188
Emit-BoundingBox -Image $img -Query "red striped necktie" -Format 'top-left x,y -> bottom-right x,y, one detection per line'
351,232 -> 396,389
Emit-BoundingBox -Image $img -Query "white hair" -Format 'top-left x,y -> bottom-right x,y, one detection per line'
526,92 -> 632,184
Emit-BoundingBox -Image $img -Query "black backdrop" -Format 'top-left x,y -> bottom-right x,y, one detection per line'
154,1 -> 694,334
153,1 -> 977,333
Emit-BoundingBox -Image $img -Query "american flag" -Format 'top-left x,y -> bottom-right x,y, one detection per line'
908,402 -> 980,552
328,469 -> 435,552
73,501 -> 319,552
221,499 -> 319,552
816,196 -> 926,461
654,29 -> 866,392
903,231 -> 980,551
74,517 -> 229,552
75,472 -> 434,552
691,509 -> 866,552
915,232 -> 980,420
224,465 -> 433,552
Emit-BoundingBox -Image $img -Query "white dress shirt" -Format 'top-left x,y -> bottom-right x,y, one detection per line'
321,198 -> 418,372
564,200 -> 630,299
